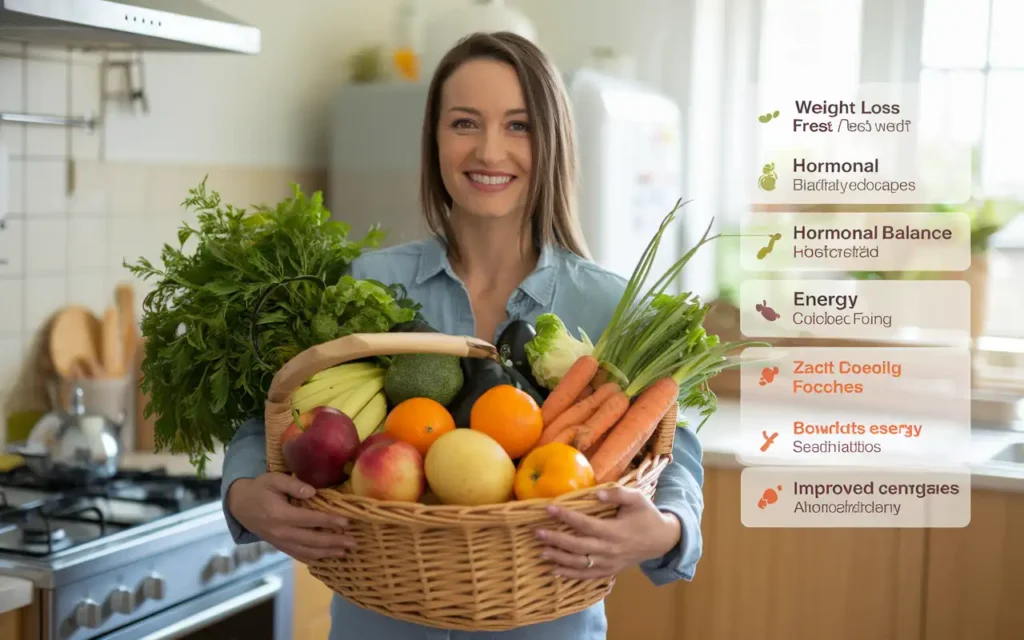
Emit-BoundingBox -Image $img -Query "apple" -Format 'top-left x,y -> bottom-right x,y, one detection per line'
282,406 -> 343,451
281,407 -> 361,488
350,440 -> 425,502
355,432 -> 396,460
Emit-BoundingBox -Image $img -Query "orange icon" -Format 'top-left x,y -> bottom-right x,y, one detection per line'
759,366 -> 780,386
757,485 -> 783,509
761,431 -> 778,452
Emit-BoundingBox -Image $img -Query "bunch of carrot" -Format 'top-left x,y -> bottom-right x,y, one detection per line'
537,354 -> 679,484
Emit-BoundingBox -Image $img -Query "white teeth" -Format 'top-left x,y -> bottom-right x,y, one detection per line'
468,173 -> 512,185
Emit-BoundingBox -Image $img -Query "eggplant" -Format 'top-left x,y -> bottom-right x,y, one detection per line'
496,319 -> 543,392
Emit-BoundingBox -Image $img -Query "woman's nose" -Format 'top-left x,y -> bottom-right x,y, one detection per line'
475,127 -> 506,164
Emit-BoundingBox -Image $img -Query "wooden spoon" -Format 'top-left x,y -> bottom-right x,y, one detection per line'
49,305 -> 103,379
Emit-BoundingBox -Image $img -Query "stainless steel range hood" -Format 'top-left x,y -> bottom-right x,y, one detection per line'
0,0 -> 260,54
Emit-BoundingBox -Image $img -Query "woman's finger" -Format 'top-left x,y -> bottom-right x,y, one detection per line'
536,528 -> 606,556
540,546 -> 603,571
282,526 -> 357,551
283,543 -> 348,563
280,503 -> 350,532
545,505 -> 615,539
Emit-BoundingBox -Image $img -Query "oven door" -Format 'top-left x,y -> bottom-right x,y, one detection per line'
99,561 -> 293,640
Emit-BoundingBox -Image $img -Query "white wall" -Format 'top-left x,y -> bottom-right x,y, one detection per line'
102,0 -> 700,168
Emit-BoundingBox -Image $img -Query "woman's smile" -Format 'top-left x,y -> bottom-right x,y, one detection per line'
465,170 -> 517,192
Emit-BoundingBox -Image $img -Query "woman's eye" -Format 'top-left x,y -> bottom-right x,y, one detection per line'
451,118 -> 476,129
509,120 -> 530,132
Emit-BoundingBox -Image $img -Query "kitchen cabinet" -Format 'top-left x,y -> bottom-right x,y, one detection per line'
0,608 -> 20,638
671,467 -> 927,640
294,561 -> 335,640
922,489 -> 1024,640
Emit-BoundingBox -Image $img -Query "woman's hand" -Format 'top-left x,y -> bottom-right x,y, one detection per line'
226,473 -> 356,563
535,487 -> 681,579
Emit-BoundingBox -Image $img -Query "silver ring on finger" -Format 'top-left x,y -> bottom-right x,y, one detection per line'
585,554 -> 594,569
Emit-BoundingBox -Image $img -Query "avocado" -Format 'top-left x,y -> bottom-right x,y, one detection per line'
384,352 -> 464,406
391,318 -> 437,333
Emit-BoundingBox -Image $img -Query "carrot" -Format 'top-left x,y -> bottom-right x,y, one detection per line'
575,384 -> 594,402
573,390 -> 630,451
541,355 -> 599,425
538,382 -> 619,446
589,377 -> 679,484
582,431 -> 609,460
552,425 -> 578,445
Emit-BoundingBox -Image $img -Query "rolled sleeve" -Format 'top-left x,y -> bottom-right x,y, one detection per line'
220,417 -> 269,544
638,425 -> 705,586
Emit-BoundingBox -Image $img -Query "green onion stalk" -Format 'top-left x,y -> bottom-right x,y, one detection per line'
591,199 -> 770,431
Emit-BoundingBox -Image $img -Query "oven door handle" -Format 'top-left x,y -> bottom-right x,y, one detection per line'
136,575 -> 283,640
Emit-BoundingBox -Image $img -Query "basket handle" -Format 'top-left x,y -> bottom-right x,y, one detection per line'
266,332 -> 498,405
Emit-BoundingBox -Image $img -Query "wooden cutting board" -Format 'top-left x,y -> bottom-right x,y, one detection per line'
134,336 -> 156,452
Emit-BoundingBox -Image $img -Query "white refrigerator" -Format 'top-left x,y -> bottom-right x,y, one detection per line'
328,67 -> 710,297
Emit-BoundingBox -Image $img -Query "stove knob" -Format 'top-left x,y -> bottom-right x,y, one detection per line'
211,552 -> 236,575
75,599 -> 103,629
142,573 -> 166,601
110,587 -> 135,614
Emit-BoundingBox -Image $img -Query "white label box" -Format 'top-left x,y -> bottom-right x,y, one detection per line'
740,212 -> 972,272
740,279 -> 971,345
741,466 -> 971,528
746,83 -> 972,204
736,347 -> 971,466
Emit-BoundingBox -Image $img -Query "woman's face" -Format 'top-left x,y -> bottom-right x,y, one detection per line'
436,58 -> 532,221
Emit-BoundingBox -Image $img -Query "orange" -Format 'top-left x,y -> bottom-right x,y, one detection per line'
384,397 -> 455,456
469,384 -> 543,459
514,442 -> 596,500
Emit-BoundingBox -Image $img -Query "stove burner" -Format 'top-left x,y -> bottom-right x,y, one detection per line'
21,517 -> 67,545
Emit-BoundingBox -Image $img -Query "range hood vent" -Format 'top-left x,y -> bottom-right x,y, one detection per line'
0,0 -> 260,54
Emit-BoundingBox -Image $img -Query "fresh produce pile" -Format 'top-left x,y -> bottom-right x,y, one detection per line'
126,179 -> 420,474
278,199 -> 762,505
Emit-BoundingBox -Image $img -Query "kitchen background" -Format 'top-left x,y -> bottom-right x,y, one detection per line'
0,0 -> 1023,639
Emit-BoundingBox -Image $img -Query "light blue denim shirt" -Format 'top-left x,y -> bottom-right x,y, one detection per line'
220,236 -> 707,640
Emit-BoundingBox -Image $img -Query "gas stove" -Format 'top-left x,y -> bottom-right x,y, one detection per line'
0,467 -> 221,559
0,466 -> 293,640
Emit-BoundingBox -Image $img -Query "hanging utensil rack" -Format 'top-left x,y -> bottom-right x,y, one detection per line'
0,112 -> 99,130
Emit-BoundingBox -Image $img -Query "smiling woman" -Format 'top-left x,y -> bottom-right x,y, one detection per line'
221,31 -> 706,640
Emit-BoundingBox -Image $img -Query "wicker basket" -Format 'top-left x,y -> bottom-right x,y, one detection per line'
264,332 -> 676,631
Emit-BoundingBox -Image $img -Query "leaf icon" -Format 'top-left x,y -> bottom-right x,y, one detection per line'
758,113 -> 771,123
772,110 -> 780,118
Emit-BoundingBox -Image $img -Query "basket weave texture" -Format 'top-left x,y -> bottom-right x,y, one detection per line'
264,333 -> 677,631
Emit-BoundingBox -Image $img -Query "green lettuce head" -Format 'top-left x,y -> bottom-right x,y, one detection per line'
524,313 -> 594,390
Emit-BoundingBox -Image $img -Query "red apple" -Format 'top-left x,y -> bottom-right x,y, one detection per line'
281,407 -> 360,488
350,440 -> 425,502
355,432 -> 397,460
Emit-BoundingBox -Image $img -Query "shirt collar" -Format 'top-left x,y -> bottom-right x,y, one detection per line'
415,235 -> 559,306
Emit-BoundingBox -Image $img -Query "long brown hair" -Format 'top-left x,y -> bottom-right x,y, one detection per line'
419,31 -> 591,263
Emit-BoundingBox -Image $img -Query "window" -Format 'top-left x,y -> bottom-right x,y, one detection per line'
918,0 -> 1024,345
919,0 -> 1024,200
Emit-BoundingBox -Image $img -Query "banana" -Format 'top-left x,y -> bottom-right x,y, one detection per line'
305,361 -> 379,384
352,391 -> 387,441
338,374 -> 386,418
293,366 -> 382,406
292,371 -> 382,415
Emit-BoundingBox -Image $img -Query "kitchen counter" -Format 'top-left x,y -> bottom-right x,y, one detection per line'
693,398 -> 1024,492
0,576 -> 32,615
119,446 -> 225,478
